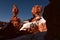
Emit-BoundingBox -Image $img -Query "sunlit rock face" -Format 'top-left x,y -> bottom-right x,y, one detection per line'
3,4 -> 21,35
10,16 -> 21,30
0,4 -> 47,40
43,0 -> 60,40
12,4 -> 19,17
10,4 -> 21,31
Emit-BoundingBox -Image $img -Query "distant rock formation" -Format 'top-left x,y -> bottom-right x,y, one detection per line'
0,21 -> 8,30
43,0 -> 60,40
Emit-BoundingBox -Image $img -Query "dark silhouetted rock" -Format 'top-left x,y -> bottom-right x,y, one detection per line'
43,0 -> 60,40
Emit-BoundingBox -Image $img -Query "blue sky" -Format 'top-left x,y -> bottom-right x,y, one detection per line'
0,0 -> 49,22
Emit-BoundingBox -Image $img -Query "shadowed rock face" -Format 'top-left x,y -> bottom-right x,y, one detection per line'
0,21 -> 8,32
43,0 -> 60,40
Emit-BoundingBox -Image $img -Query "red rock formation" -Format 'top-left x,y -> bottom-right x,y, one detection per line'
10,4 -> 21,31
4,4 -> 21,35
12,4 -> 19,17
